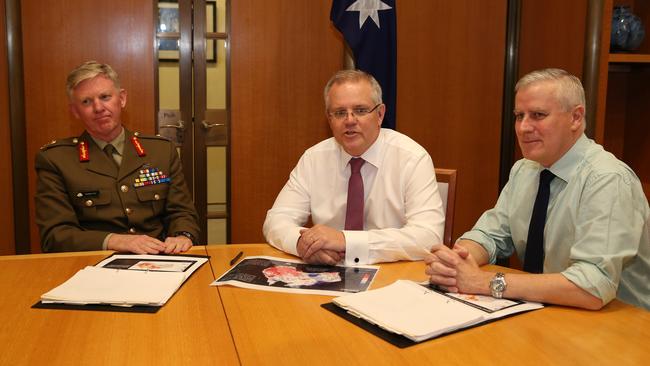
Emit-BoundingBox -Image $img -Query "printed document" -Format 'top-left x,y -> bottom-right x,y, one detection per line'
333,280 -> 543,342
41,254 -> 207,307
212,256 -> 378,296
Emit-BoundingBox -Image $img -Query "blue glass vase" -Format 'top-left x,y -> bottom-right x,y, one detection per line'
611,6 -> 646,52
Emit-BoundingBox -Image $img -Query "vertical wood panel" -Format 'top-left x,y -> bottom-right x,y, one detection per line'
21,0 -> 155,252
0,0 -> 16,254
519,0 -> 587,77
511,1 -> 588,170
230,0 -> 341,242
397,0 -> 508,240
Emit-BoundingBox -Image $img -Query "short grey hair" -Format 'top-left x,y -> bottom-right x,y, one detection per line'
323,69 -> 382,109
66,61 -> 121,97
515,68 -> 585,112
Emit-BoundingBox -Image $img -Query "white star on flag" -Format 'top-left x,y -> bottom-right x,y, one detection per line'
346,0 -> 392,29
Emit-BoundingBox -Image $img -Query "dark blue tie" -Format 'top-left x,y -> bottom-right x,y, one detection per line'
523,169 -> 555,273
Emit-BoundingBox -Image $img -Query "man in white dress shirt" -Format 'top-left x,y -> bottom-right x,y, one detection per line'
263,70 -> 445,265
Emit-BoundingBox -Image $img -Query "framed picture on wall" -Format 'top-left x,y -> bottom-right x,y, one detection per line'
157,0 -> 217,62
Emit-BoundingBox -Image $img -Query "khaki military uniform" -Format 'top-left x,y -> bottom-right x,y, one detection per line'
35,129 -> 199,252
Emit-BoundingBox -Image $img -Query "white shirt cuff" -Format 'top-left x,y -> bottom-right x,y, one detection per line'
102,233 -> 113,251
283,228 -> 303,257
343,230 -> 369,265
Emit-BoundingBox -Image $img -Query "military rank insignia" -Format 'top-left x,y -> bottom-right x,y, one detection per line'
133,167 -> 170,187
78,141 -> 89,162
131,136 -> 146,157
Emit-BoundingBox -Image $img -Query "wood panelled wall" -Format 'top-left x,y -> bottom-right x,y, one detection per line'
21,0 -> 156,252
230,0 -> 341,242
0,0 -> 16,255
519,0 -> 587,77
230,0 -> 508,243
9,0 -> 592,251
397,1 -> 507,240
512,0 -> 587,161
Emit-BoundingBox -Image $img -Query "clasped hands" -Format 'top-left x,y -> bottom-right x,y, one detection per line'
425,243 -> 488,294
107,233 -> 193,254
297,224 -> 346,265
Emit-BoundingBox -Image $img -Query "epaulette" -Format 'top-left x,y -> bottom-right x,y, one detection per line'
133,131 -> 172,142
40,137 -> 80,151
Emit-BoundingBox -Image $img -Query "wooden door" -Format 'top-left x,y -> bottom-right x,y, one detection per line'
21,0 -> 156,252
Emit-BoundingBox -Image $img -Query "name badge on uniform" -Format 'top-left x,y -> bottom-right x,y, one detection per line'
133,167 -> 171,188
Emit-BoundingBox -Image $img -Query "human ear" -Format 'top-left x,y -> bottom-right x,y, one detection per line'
570,105 -> 585,131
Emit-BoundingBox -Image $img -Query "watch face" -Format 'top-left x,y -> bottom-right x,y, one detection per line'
493,281 -> 506,292
491,274 -> 506,292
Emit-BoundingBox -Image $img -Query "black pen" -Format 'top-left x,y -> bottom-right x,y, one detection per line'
229,251 -> 243,266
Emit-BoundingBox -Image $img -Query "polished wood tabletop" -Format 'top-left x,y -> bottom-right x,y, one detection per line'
1,244 -> 648,365
0,247 -> 238,366
208,244 -> 650,366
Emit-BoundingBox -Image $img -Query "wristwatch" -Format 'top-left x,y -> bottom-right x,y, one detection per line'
490,272 -> 507,298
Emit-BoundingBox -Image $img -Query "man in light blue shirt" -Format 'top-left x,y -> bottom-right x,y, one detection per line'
425,68 -> 649,310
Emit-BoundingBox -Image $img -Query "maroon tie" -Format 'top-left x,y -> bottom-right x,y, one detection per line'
345,158 -> 365,230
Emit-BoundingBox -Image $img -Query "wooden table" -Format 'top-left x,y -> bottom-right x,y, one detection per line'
1,244 -> 648,365
0,247 -> 238,366
208,244 -> 650,366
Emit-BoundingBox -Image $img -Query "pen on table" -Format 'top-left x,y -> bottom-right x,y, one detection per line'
229,251 -> 243,266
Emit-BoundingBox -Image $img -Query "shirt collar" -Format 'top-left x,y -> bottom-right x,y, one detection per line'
338,129 -> 384,171
91,127 -> 125,156
547,133 -> 590,183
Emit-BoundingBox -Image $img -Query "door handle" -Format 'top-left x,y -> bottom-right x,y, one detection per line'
159,120 -> 185,130
201,121 -> 225,129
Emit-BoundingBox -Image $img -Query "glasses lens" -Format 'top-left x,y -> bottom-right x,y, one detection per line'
330,104 -> 379,120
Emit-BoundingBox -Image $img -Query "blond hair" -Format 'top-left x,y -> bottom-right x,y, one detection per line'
66,61 -> 120,97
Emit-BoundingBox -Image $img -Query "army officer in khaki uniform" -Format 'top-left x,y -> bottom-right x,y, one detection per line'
35,61 -> 199,254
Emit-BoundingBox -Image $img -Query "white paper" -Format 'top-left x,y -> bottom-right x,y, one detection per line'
41,266 -> 185,306
333,280 -> 543,342
41,254 -> 208,307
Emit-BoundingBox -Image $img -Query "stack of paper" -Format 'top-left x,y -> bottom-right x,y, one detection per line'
41,266 -> 186,307
333,280 -> 543,342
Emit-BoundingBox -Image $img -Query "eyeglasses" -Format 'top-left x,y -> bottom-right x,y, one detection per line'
328,104 -> 381,121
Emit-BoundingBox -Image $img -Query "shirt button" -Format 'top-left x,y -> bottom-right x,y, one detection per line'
154,193 -> 160,200
85,200 -> 93,207
120,185 -> 129,193
128,228 -> 136,234
125,207 -> 132,215
354,258 -> 359,263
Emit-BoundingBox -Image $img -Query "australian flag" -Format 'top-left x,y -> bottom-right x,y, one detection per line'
331,0 -> 397,129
